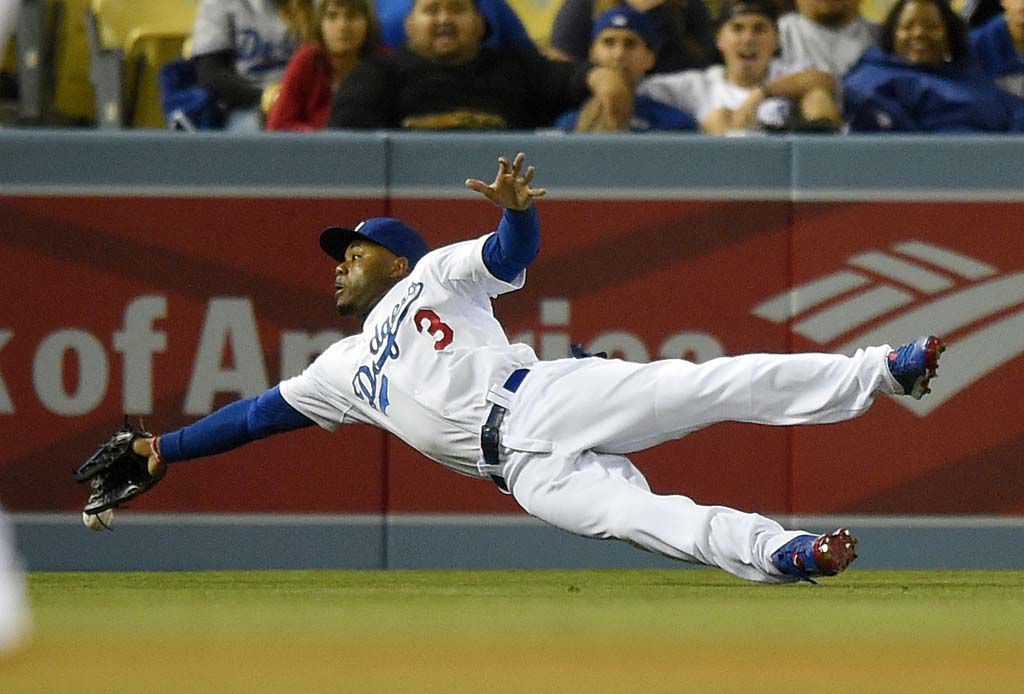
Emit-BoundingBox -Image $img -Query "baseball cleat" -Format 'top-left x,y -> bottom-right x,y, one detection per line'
771,528 -> 858,582
887,335 -> 945,400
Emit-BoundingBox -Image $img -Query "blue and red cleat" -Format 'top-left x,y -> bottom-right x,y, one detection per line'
887,335 -> 946,400
772,528 -> 859,582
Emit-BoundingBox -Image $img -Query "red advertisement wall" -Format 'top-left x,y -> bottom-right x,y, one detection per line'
1,195 -> 1020,514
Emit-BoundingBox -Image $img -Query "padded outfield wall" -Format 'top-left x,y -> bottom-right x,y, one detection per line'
1,131 -> 1022,570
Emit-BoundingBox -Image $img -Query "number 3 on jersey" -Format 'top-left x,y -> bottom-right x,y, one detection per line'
415,309 -> 453,350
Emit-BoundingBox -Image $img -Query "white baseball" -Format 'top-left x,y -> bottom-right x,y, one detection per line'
82,509 -> 113,531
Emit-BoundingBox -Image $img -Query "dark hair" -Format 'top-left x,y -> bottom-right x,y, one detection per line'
879,0 -> 970,65
314,0 -> 381,57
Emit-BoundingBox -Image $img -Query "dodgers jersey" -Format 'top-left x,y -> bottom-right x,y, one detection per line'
279,234 -> 539,478
192,0 -> 299,87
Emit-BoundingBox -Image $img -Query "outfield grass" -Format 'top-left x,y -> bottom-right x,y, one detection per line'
2,569 -> 1023,693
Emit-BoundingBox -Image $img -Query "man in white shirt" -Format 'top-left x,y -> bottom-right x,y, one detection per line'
778,0 -> 880,77
638,0 -> 841,133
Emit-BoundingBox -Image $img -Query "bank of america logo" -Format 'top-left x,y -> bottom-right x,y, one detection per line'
752,241 -> 1024,416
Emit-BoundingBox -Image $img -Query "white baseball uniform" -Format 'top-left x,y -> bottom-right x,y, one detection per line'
191,0 -> 298,88
280,229 -> 900,583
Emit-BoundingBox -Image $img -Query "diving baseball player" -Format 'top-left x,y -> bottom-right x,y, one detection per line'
81,153 -> 945,583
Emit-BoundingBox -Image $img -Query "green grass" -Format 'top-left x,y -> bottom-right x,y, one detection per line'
3,569 -> 1024,693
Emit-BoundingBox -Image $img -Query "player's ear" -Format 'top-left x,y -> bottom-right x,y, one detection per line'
390,256 -> 411,278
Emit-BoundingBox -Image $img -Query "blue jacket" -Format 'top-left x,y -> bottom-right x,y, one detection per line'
376,0 -> 536,52
970,15 -> 1024,79
843,46 -> 1024,132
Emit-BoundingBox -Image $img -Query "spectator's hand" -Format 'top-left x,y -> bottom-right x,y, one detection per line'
402,110 -> 508,129
465,153 -> 546,211
575,97 -> 626,132
732,86 -> 768,131
701,108 -> 735,135
587,67 -> 633,130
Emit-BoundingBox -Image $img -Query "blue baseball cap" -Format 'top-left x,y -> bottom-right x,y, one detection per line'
592,6 -> 658,51
320,217 -> 430,268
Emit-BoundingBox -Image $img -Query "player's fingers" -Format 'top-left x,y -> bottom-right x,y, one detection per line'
497,157 -> 510,177
528,187 -> 546,198
523,166 -> 536,185
511,152 -> 525,176
467,179 -> 501,204
148,456 -> 166,480
465,178 -> 492,194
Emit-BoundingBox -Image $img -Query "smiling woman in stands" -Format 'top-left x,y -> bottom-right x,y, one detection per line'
843,0 -> 1024,131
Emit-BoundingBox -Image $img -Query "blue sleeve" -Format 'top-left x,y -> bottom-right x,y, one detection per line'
158,385 -> 315,462
481,206 -> 541,282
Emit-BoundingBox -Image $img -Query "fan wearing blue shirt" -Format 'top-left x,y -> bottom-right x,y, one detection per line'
556,6 -> 698,132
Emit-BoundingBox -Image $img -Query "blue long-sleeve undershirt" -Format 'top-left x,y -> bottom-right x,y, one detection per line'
482,206 -> 540,282
158,385 -> 313,463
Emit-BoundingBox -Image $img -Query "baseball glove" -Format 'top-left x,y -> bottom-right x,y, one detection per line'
74,421 -> 162,519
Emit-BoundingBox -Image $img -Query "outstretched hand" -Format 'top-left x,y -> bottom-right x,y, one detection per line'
465,152 -> 546,211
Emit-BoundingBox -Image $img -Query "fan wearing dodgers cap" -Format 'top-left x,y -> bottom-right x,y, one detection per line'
555,6 -> 698,132
637,0 -> 842,133
127,151 -> 948,586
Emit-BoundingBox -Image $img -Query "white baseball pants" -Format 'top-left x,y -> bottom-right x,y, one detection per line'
497,347 -> 898,583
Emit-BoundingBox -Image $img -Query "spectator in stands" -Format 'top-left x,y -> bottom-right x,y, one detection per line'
636,0 -> 842,134
193,0 -> 314,131
268,0 -> 380,130
377,0 -> 536,51
844,0 -> 1024,131
327,0 -> 633,129
969,0 -> 1024,97
778,0 -> 880,76
550,0 -> 717,73
556,6 -> 698,130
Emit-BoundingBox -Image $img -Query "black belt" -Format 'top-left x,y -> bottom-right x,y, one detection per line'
481,368 -> 530,493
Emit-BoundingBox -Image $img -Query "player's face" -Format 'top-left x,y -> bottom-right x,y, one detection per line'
795,0 -> 859,27
334,241 -> 405,317
320,1 -> 370,57
404,0 -> 486,63
717,14 -> 778,87
893,0 -> 949,65
589,28 -> 656,85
